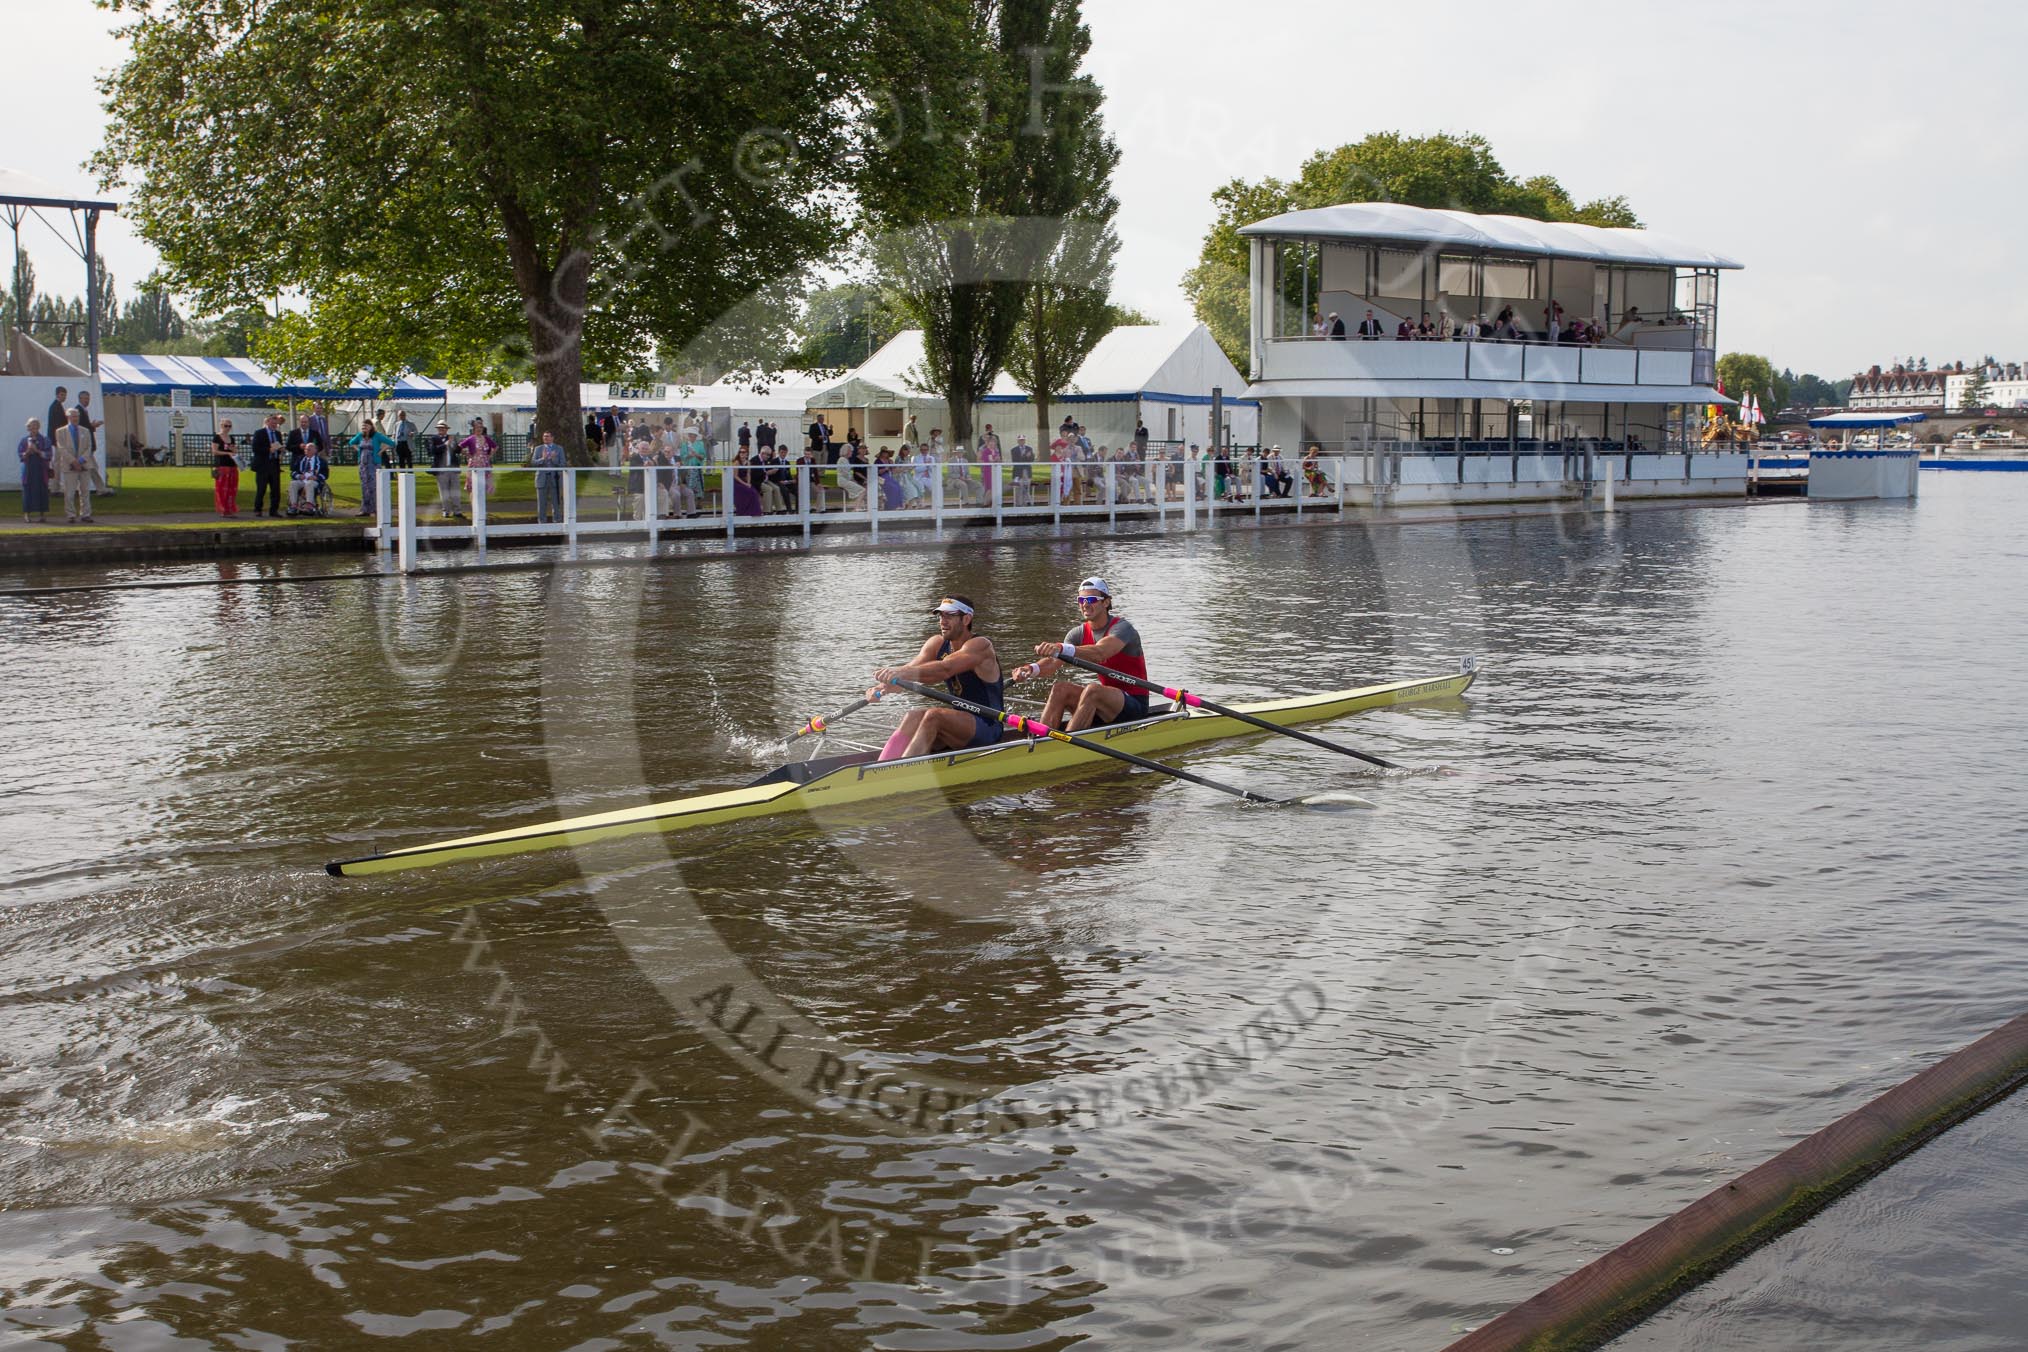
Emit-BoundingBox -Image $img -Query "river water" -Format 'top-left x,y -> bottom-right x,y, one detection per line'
3,480 -> 2024,1350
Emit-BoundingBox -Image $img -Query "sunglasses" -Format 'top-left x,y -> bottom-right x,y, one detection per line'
1073,594 -> 1107,605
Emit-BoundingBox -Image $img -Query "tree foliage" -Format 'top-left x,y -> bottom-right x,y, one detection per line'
1002,217 -> 1118,452
1716,352 -> 1777,418
1960,371 -> 1990,412
1184,132 -> 1641,365
789,281 -> 905,371
97,0 -> 869,460
864,0 -> 1119,450
1782,369 -> 1839,410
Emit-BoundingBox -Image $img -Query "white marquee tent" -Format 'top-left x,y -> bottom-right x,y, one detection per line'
806,324 -> 1259,451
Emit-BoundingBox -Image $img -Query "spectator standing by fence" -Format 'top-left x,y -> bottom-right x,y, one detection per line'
680,431 -> 708,509
350,420 -> 395,518
459,418 -> 497,503
70,390 -> 108,497
530,430 -> 565,523
392,409 -> 417,468
598,407 -> 620,461
979,425 -> 1002,503
211,420 -> 241,517
1010,435 -> 1035,505
428,420 -> 462,518
53,409 -> 95,523
250,415 -> 287,517
17,418 -> 51,523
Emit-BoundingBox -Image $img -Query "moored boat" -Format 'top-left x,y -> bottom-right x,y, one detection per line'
326,667 -> 1475,876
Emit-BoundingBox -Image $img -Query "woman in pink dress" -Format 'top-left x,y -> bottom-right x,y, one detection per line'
458,418 -> 497,503
978,435 -> 1001,503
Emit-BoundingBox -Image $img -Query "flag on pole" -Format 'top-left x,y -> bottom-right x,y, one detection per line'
1708,379 -> 1725,423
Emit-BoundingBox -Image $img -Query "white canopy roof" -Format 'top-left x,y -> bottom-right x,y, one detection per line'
809,330 -> 944,405
1239,203 -> 1742,270
810,323 -> 1247,407
1033,322 -> 1246,401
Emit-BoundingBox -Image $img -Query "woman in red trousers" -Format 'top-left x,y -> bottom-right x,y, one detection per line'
211,422 -> 241,517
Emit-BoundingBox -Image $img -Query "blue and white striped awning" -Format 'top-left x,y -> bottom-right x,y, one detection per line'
1807,411 -> 1927,428
99,353 -> 445,401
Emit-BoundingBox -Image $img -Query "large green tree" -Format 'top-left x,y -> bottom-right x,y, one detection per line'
1716,352 -> 1777,419
98,0 -> 870,460
1183,132 -> 1640,365
1002,216 -> 1118,455
863,0 -> 1118,452
790,281 -> 905,371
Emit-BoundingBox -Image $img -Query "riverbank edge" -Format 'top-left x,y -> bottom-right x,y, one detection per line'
0,493 -> 1785,576
0,496 -> 1798,595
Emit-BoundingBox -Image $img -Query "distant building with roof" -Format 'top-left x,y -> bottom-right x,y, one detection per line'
1849,358 -> 2028,412
1848,360 -> 1956,411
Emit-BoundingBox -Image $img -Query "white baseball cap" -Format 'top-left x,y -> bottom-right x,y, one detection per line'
1076,576 -> 1112,598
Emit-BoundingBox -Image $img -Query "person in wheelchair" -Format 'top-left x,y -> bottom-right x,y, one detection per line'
289,442 -> 331,515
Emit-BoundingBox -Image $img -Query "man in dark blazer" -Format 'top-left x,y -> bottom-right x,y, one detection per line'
285,412 -> 327,457
250,414 -> 289,517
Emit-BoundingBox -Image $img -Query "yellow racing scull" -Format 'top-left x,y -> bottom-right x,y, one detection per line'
326,667 -> 1474,877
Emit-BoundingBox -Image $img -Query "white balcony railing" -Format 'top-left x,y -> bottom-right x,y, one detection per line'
1256,337 -> 1699,389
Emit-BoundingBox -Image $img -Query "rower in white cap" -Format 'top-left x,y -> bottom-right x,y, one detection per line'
869,594 -> 1006,759
1011,576 -> 1152,732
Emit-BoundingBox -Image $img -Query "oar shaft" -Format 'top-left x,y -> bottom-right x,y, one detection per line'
1053,652 -> 1402,770
882,677 -> 1278,805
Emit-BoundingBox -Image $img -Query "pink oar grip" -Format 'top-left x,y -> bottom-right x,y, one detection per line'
1170,689 -> 1204,708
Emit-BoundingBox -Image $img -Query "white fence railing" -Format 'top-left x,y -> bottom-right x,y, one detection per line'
365,448 -> 1748,569
369,458 -> 1354,564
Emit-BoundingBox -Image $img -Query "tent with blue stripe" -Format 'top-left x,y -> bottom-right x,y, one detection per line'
99,353 -> 444,401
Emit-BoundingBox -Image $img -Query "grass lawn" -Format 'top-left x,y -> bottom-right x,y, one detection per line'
3,464 -> 1063,531
1,464 -> 638,526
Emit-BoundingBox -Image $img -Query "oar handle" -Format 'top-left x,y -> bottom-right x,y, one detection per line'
883,676 -> 1282,806
793,694 -> 875,740
1053,652 -> 1403,771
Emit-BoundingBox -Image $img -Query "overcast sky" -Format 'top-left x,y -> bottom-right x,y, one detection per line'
6,0 -> 2023,378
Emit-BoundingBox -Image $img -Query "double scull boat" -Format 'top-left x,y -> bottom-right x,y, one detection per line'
326,665 -> 1475,877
